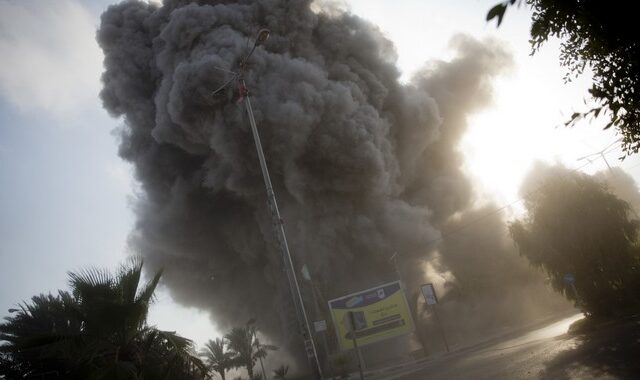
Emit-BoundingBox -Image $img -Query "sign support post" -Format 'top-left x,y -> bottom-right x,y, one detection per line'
348,311 -> 365,380
432,306 -> 449,353
420,283 -> 449,353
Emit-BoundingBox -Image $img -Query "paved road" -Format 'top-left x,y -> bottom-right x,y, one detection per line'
375,314 -> 640,380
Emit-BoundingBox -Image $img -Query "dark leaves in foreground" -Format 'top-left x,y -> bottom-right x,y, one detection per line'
0,260 -> 206,379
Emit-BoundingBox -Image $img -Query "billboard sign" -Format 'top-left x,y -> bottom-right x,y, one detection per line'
420,283 -> 438,305
328,281 -> 414,350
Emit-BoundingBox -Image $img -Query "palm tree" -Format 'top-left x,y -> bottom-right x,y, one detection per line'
66,258 -> 206,378
0,259 -> 206,379
224,320 -> 277,379
254,335 -> 278,380
200,337 -> 234,380
0,291 -> 81,378
225,326 -> 256,379
273,364 -> 289,380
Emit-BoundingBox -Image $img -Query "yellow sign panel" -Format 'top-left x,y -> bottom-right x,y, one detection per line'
328,281 -> 415,350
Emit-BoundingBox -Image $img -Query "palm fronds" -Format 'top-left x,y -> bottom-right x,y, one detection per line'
0,260 -> 205,380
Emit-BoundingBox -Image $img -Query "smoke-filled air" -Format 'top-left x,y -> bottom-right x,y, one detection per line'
96,0 -> 571,369
7,1 -> 640,379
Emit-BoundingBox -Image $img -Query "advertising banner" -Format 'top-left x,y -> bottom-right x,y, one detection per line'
328,281 -> 414,350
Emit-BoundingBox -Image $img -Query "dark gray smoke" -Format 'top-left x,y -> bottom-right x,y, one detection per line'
97,0 -> 560,369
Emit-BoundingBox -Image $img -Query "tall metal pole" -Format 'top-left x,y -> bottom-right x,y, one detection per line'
243,83 -> 323,379
309,275 -> 332,374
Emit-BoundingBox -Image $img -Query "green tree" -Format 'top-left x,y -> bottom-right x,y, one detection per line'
273,364 -> 289,380
200,338 -> 234,380
224,320 -> 277,379
510,164 -> 640,317
0,259 -> 205,379
488,0 -> 640,154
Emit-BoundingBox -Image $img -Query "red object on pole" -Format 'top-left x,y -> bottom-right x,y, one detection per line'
237,81 -> 248,103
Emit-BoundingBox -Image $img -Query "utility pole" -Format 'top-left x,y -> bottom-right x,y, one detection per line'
212,29 -> 323,379
307,270 -> 333,374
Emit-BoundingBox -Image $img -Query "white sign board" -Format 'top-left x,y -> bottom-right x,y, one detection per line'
421,283 -> 438,305
314,320 -> 327,332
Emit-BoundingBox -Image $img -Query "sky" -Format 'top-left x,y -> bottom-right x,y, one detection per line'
1,0 -> 640,348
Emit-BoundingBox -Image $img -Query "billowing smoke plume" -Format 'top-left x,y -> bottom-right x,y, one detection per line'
97,0 -> 560,368
424,204 -> 571,349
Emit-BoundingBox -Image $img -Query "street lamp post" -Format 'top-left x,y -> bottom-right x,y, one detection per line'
213,29 -> 323,379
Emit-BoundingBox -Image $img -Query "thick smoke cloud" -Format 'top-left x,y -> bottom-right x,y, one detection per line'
97,0 -> 553,366
426,204 -> 571,349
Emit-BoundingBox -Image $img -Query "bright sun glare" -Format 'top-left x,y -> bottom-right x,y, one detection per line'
462,67 -> 622,211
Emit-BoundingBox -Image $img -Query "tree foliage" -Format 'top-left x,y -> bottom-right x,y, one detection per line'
488,0 -> 640,154
224,320 -> 277,379
200,338 -> 234,380
0,259 -> 206,380
510,166 -> 640,317
273,364 -> 289,380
